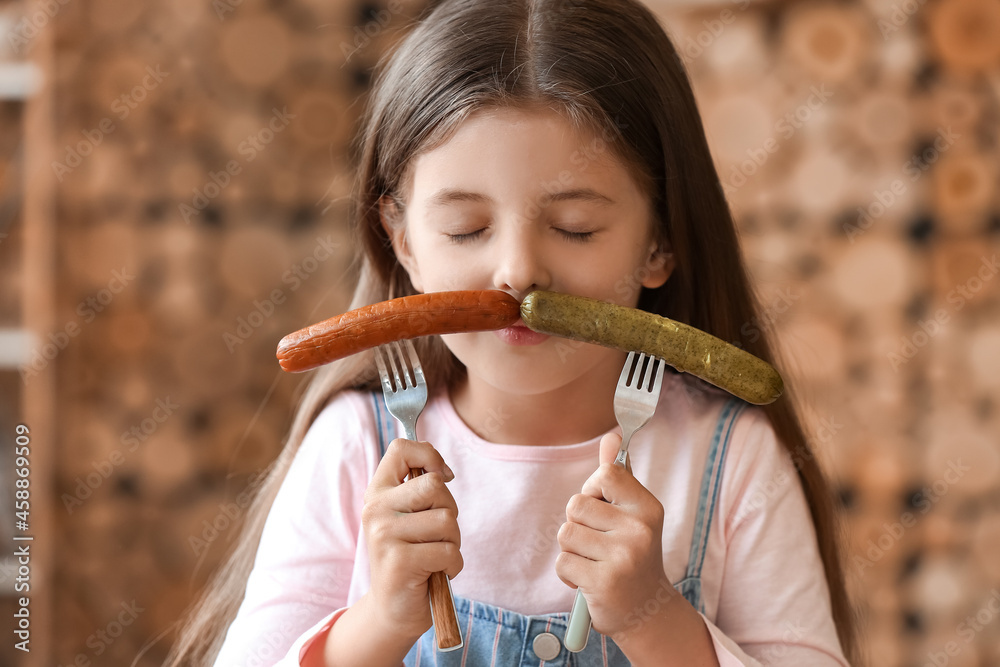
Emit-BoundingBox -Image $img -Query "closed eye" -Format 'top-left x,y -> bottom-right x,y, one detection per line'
445,227 -> 597,244
557,229 -> 595,242
446,228 -> 486,244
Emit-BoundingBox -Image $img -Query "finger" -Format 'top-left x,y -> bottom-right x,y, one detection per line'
580,463 -> 645,507
598,431 -> 633,474
380,471 -> 459,514
555,551 -> 597,593
370,438 -> 454,491
389,508 -> 462,549
403,542 -> 464,580
565,493 -> 621,532
557,520 -> 610,562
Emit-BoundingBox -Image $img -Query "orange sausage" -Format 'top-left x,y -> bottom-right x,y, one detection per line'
276,290 -> 521,372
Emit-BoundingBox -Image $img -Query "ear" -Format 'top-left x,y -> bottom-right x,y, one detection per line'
379,196 -> 424,293
639,242 -> 676,290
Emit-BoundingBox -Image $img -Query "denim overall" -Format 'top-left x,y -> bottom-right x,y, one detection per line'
369,392 -> 746,666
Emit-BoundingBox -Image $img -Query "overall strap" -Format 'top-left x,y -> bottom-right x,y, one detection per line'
370,390 -> 397,460
683,397 -> 746,612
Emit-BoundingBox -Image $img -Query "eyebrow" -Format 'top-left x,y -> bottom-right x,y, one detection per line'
426,187 -> 616,208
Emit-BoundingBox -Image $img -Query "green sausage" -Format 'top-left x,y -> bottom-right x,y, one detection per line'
520,291 -> 783,405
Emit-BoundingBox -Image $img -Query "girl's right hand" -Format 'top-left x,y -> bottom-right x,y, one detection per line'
361,438 -> 462,642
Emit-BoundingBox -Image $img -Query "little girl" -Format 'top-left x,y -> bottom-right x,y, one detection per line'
167,0 -> 859,665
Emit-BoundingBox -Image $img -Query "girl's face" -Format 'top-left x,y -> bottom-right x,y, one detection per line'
382,106 -> 674,397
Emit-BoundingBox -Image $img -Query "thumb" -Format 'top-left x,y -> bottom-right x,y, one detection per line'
599,432 -> 632,474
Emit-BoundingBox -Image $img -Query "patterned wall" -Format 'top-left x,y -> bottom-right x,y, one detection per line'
663,0 -> 1000,664
0,0 -> 998,665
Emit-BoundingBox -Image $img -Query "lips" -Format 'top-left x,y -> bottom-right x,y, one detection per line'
495,319 -> 550,346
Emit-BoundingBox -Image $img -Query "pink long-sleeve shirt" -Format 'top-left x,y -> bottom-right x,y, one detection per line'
213,371 -> 849,666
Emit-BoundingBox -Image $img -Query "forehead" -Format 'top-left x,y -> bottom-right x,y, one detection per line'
430,106 -> 592,151
404,106 -> 645,204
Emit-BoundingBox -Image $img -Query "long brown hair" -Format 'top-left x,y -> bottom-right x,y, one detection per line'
164,0 -> 860,664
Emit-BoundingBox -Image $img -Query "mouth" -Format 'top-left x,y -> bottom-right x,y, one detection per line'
495,318 -> 550,346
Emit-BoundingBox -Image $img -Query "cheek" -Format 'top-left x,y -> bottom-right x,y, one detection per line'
410,245 -> 485,292
423,271 -> 466,293
568,253 -> 649,307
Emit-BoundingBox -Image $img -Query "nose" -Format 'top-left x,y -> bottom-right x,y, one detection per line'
491,220 -> 551,299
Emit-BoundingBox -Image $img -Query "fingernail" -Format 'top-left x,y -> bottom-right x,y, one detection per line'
443,464 -> 455,480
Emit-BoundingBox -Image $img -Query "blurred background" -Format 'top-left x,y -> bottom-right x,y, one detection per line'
0,0 -> 998,664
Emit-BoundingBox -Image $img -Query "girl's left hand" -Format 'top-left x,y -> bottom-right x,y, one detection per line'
556,431 -> 673,639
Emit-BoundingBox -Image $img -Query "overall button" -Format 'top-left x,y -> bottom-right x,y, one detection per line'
533,632 -> 561,660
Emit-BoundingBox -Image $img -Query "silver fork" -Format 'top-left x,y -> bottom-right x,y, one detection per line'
373,339 -> 464,652
563,351 -> 666,653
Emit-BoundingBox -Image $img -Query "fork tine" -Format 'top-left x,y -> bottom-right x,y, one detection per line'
386,341 -> 405,391
373,346 -> 394,393
628,352 -> 650,389
402,339 -> 427,388
620,350 -> 638,386
640,353 -> 653,389
644,355 -> 657,391
393,340 -> 416,389
633,354 -> 663,392
650,357 -> 666,394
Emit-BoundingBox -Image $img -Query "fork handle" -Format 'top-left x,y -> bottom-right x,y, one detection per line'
408,466 -> 464,651
565,430 -> 633,651
613,428 -> 634,469
565,588 -> 592,652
